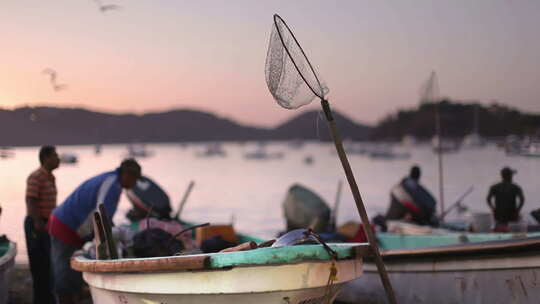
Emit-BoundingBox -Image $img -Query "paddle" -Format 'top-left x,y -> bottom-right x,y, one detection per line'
174,180 -> 195,220
265,14 -> 396,304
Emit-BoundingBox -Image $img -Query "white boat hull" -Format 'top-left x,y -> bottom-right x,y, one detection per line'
0,242 -> 16,304
84,258 -> 362,304
338,251 -> 540,304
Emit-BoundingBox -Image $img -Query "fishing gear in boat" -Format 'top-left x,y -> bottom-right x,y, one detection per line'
265,13 -> 396,304
174,180 -> 195,220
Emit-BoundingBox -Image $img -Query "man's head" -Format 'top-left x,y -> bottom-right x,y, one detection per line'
39,145 -> 60,171
501,167 -> 516,182
409,165 -> 421,181
119,158 -> 142,189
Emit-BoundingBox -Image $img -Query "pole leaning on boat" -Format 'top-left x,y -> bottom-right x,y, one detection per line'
264,13 -> 397,304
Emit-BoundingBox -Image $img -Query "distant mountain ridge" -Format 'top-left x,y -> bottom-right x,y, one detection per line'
2,100 -> 538,146
0,106 -> 372,146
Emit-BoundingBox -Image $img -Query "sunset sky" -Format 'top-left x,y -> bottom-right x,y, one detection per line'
1,1 -> 539,127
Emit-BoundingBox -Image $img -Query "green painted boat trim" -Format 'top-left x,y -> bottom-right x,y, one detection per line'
207,244 -> 361,269
377,232 -> 540,250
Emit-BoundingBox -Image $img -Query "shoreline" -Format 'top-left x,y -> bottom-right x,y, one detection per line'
8,263 -> 92,304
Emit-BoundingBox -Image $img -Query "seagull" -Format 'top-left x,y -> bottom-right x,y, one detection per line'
93,0 -> 122,13
42,68 -> 68,92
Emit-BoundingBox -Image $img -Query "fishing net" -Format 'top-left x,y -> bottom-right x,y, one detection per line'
265,14 -> 329,109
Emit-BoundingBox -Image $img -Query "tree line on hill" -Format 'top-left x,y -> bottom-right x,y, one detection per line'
371,100 -> 540,141
0,100 -> 538,146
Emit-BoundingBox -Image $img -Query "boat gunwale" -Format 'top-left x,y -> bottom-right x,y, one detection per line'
0,242 -> 16,273
71,243 -> 369,273
379,235 -> 540,260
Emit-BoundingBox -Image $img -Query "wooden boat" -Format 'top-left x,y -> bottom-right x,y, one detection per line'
72,242 -> 368,304
337,232 -> 540,304
0,241 -> 16,304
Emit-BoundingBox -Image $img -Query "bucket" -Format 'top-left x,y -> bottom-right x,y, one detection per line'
508,221 -> 528,233
470,212 -> 493,233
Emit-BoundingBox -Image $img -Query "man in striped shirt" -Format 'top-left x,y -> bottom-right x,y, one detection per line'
48,158 -> 142,304
25,145 -> 60,304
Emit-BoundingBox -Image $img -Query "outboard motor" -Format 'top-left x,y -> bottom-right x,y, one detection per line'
282,184 -> 331,233
126,176 -> 172,221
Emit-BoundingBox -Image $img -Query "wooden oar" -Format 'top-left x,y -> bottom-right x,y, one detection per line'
174,181 -> 195,220
321,100 -> 397,304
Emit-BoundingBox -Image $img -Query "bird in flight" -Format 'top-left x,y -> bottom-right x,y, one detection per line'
93,0 -> 122,13
42,68 -> 68,92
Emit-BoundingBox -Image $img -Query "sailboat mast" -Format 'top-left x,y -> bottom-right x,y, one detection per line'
436,104 -> 445,219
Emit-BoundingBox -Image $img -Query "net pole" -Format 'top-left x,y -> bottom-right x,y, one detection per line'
321,99 -> 397,304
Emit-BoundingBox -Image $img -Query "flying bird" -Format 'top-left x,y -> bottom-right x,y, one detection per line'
93,0 -> 122,13
42,68 -> 68,92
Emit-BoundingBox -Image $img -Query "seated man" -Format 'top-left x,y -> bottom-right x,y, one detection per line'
487,167 -> 525,232
385,166 -> 438,226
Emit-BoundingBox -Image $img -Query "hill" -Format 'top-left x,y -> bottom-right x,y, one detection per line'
371,100 -> 540,141
0,106 -> 372,146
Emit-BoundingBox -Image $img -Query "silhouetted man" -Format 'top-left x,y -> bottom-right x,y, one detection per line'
487,167 -> 525,231
48,159 -> 142,304
386,166 -> 438,226
25,145 -> 60,304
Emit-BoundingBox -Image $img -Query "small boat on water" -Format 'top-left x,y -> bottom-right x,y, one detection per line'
127,144 -> 153,158
518,143 -> 540,158
196,143 -> 226,157
368,146 -> 411,160
72,239 -> 367,303
59,152 -> 78,164
0,240 -> 16,304
244,149 -> 284,160
0,147 -> 14,159
337,232 -> 540,304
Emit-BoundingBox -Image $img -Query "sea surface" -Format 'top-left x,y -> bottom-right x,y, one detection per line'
1,142 -> 539,263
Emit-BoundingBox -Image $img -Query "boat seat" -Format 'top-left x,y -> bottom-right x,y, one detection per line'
196,224 -> 238,247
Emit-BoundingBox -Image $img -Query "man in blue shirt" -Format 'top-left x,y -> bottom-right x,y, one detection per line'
48,158 -> 141,304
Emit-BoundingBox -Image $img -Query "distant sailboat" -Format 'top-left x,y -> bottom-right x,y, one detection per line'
462,105 -> 486,148
421,71 -> 447,219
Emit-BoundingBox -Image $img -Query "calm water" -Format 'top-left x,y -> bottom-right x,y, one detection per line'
1,142 -> 539,263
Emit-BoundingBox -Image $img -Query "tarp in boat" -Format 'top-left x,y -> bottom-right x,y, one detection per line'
126,176 -> 172,220
282,184 -> 331,233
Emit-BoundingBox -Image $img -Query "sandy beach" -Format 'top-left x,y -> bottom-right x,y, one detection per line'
8,264 -> 92,304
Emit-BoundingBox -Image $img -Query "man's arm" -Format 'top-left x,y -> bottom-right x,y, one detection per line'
517,186 -> 525,211
486,187 -> 495,210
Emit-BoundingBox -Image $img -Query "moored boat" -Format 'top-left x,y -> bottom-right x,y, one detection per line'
337,232 -> 540,304
0,241 -> 17,304
72,242 -> 368,304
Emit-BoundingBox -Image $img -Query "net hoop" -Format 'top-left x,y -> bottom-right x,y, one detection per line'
273,14 -> 326,100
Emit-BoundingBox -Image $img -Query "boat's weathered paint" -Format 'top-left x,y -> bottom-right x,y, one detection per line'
0,242 -> 16,304
340,252 -> 540,304
377,231 -> 540,250
76,243 -> 366,304
208,243 -> 361,268
337,234 -> 540,304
